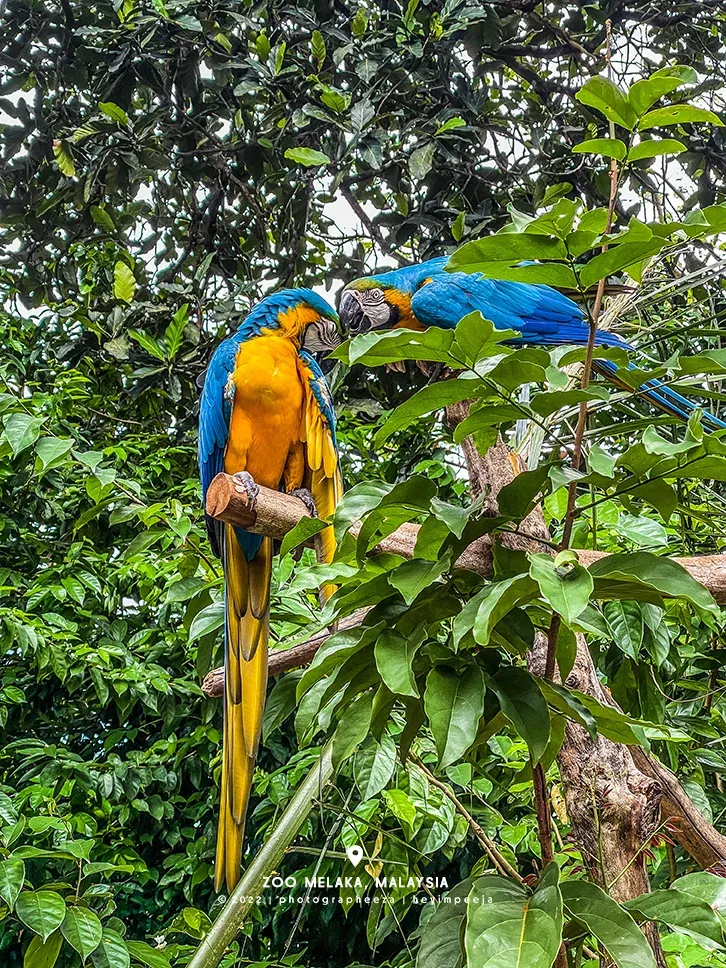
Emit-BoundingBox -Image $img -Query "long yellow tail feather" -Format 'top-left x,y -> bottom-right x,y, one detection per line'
215,526 -> 270,892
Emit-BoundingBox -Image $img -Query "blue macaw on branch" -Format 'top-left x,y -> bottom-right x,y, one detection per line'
339,256 -> 726,431
198,290 -> 343,891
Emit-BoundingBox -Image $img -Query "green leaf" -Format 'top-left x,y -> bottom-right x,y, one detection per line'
4,413 -> 45,455
627,138 -> 686,161
409,141 -> 436,180
383,788 -> 417,835
284,147 -> 331,167
90,929 -> 131,968
389,555 -> 449,605
52,141 -> 76,176
374,377 -> 484,445
629,68 -> 695,116
451,210 -> 466,242
332,690 -> 374,766
35,437 -> 74,473
424,666 -> 485,768
530,552 -> 594,624
454,312 -> 518,365
580,240 -> 665,288
489,667 -> 550,763
625,887 -> 725,948
113,261 -> 136,303
188,601 -> 224,641
498,464 -> 553,517
417,878 -> 472,968
672,872 -> 726,923
356,475 -> 436,558
128,329 -> 166,362
464,575 -> 537,647
576,75 -> 638,129
436,117 -> 466,135
262,672 -> 301,742
126,941 -> 172,968
588,442 -> 616,477
0,857 -> 24,909
90,206 -> 116,231
98,101 -> 129,125
465,864 -> 564,968
639,105 -> 723,130
448,233 -> 568,271
589,552 -> 717,614
375,629 -> 422,698
336,326 -> 455,367
351,6 -> 367,37
530,386 -> 609,418
23,932 -> 63,968
164,304 -> 188,360
279,516 -> 327,559
604,600 -> 643,660
615,513 -> 668,548
354,734 -> 397,800
310,29 -> 326,69
16,891 -> 67,942
572,138 -> 627,160
61,907 -> 103,961
561,879 -> 657,968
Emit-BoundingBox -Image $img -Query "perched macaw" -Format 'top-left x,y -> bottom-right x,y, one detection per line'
198,290 -> 343,892
339,256 -> 726,430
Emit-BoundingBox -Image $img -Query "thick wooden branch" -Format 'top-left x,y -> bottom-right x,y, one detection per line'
206,472 -> 726,602
630,746 -> 726,870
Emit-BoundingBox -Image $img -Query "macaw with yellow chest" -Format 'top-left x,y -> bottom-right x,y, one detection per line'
339,256 -> 726,430
198,290 -> 343,891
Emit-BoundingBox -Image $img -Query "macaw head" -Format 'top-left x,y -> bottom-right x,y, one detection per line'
339,257 -> 447,337
265,289 -> 343,351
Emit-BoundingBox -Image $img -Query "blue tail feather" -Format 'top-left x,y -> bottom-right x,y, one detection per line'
593,358 -> 726,431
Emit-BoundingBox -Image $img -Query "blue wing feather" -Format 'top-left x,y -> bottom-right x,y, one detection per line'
199,336 -> 238,504
411,273 -> 592,337
299,349 -> 338,449
408,270 -> 725,429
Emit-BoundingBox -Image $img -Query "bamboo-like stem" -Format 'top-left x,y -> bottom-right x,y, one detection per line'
187,742 -> 335,968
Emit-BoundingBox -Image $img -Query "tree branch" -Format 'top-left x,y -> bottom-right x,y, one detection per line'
204,472 -> 726,602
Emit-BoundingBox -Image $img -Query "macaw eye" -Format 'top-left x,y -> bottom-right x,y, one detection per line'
365,287 -> 385,304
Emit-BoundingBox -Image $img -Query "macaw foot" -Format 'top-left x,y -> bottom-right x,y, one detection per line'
290,488 -> 318,518
232,471 -> 260,509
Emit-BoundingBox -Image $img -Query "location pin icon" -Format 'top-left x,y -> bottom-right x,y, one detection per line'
346,845 -> 364,867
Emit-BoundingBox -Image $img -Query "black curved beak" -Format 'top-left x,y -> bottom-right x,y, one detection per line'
339,290 -> 372,337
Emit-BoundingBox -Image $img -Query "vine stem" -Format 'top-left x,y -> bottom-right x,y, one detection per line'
545,16 -> 619,676
543,28 -> 617,968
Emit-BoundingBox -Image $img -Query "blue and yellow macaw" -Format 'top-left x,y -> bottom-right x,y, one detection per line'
339,256 -> 726,430
198,290 -> 343,891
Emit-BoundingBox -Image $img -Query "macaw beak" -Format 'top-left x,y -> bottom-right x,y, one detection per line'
339,290 -> 370,336
340,287 -> 401,338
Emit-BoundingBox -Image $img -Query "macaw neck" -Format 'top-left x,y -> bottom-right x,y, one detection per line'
258,303 -> 320,343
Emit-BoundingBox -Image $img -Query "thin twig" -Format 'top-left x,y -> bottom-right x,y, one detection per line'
408,754 -> 523,882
